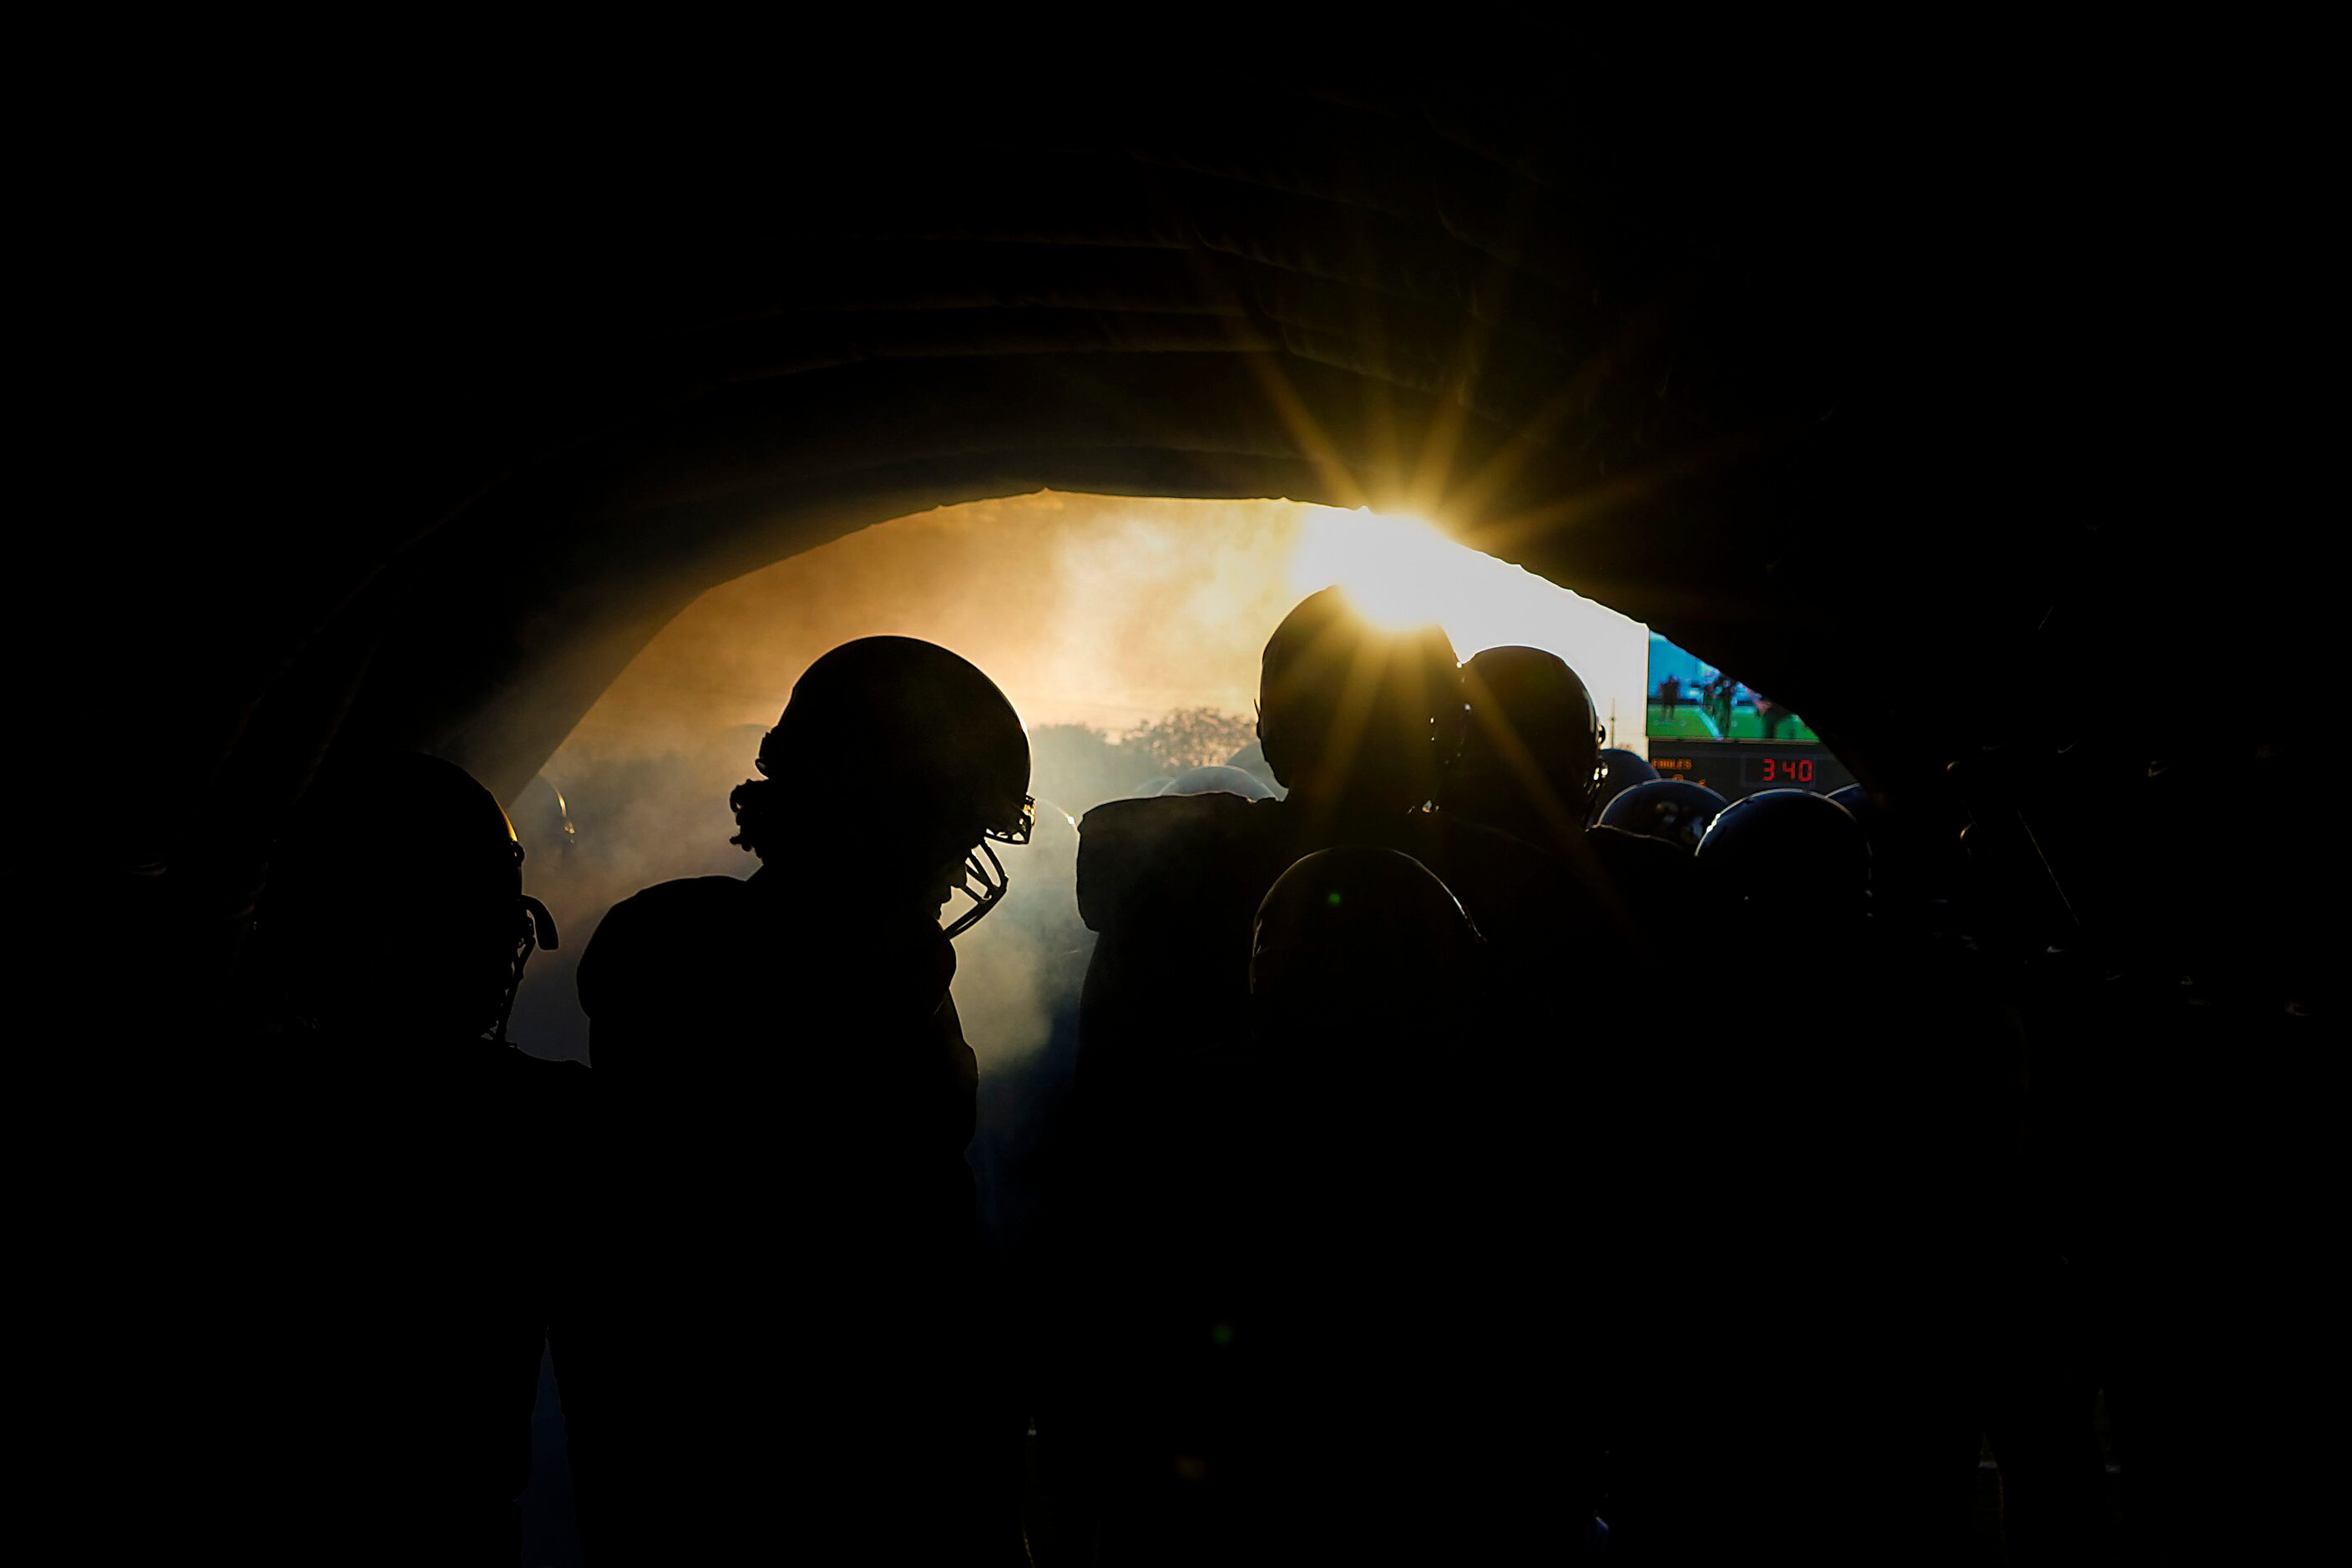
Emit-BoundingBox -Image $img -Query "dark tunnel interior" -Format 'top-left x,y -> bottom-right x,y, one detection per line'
66,18 -> 2330,1564
113,40 -> 2309,954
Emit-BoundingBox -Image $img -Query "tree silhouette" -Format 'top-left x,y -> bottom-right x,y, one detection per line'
1026,711 -> 1260,813
1029,723 -> 1139,815
1119,708 -> 1258,778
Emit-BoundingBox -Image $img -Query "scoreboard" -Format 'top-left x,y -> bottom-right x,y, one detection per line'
1645,742 -> 1856,801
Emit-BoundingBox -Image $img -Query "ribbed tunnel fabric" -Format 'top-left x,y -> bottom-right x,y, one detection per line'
109,31 -> 2258,914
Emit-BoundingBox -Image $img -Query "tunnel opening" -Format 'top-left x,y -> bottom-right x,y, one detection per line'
491,486 -> 1879,1564
499,488 -> 1768,1067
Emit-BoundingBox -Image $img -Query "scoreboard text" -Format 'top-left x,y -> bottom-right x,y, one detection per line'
1646,742 -> 1857,801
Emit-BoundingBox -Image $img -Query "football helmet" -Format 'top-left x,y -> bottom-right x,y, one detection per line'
1697,787 -> 1871,912
1249,845 -> 1485,1051
1591,748 -> 1660,821
1160,764 -> 1277,801
743,636 -> 1033,938
1258,587 -> 1463,809
1223,740 -> 1286,797
1596,777 -> 1729,852
265,751 -> 558,1042
1444,645 -> 1605,840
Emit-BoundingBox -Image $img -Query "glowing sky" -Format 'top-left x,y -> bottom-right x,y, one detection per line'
564,491 -> 1653,759
513,493 -> 1656,1066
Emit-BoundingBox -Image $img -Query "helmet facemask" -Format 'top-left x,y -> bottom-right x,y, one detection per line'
943,795 -> 1035,938
492,893 -> 560,1043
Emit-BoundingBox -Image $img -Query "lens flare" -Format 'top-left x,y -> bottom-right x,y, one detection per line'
1288,509 -> 1462,630
1287,508 -> 1642,680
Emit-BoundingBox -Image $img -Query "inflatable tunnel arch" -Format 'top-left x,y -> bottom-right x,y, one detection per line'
108,32 -> 2295,1008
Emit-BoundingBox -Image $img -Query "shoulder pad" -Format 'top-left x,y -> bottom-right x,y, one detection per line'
1586,823 -> 1698,874
1076,792 -> 1269,933
576,877 -> 748,1019
1405,811 -> 1574,913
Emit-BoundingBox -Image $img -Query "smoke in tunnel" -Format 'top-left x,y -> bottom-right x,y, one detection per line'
501,491 -> 1648,1066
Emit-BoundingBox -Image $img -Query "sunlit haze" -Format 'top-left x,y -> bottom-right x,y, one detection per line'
511,493 -> 1658,1068
564,492 -> 1651,761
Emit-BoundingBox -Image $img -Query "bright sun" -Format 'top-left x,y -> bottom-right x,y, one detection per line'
1287,509 -> 1462,630
1288,507 -> 1641,664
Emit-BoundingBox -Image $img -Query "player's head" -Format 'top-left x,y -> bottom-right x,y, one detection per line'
1596,778 -> 1729,852
1258,587 -> 1463,814
1159,764 -> 1277,801
1224,741 -> 1284,797
1249,845 -> 1484,1057
1591,748 -> 1659,821
1696,787 -> 1871,917
1441,645 -> 1604,844
732,636 -> 1033,935
261,751 -> 558,1042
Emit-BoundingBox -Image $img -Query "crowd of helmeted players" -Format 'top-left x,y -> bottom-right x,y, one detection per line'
225,586 -> 2141,1565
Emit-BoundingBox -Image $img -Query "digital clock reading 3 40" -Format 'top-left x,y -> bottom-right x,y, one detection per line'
1753,756 -> 1816,785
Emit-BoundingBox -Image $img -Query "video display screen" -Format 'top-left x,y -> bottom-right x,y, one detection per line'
1646,633 -> 1819,744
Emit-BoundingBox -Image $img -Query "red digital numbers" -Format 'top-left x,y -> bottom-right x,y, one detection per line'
1759,757 -> 1816,784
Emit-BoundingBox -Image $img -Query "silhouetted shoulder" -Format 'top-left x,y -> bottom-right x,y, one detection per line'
1586,820 -> 1709,916
1586,822 -> 1700,881
576,876 -> 754,1019
580,871 -> 959,1046
591,875 -> 754,933
1418,807 -> 1555,869
505,1047 -> 594,1108
1391,809 -> 1571,937
1076,792 -> 1276,934
1579,821 -> 1710,963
